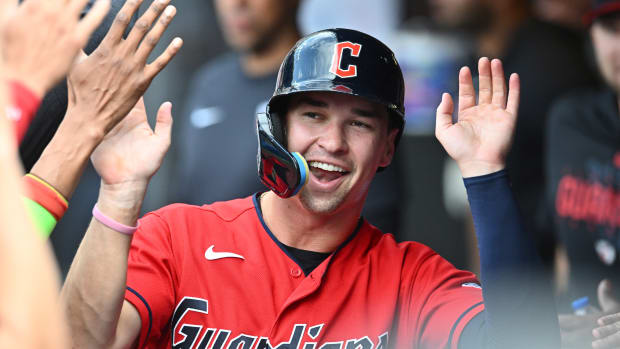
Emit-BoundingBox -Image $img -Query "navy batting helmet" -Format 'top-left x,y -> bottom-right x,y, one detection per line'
257,28 -> 405,198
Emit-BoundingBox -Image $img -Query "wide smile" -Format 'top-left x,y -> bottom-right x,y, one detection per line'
307,161 -> 351,191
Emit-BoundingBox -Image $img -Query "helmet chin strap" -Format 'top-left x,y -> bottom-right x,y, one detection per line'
256,113 -> 309,198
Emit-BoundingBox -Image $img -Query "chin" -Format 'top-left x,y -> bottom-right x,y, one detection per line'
228,39 -> 253,53
298,189 -> 347,215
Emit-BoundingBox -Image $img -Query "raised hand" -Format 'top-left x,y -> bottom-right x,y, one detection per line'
0,0 -> 110,98
91,97 -> 172,187
559,280 -> 620,349
67,0 -> 182,139
435,57 -> 520,177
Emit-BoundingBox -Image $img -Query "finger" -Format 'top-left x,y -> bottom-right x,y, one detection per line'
593,331 -> 620,348
144,37 -> 183,79
506,73 -> 520,116
435,92 -> 454,137
598,279 -> 620,313
458,66 -> 476,113
133,97 -> 147,113
71,50 -> 89,67
74,0 -> 111,46
593,321 -> 620,339
491,58 -> 507,109
154,101 -> 173,142
477,57 -> 491,105
102,0 -> 144,44
134,5 -> 176,64
599,313 -> 620,326
125,0 -> 171,51
68,0 -> 92,18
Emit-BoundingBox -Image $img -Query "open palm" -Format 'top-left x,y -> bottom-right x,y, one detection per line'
91,98 -> 172,186
435,58 -> 520,177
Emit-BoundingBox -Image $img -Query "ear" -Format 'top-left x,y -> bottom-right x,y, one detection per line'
378,128 -> 399,168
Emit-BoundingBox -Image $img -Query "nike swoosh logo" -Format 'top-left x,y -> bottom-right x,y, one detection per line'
204,245 -> 245,261
190,107 -> 225,129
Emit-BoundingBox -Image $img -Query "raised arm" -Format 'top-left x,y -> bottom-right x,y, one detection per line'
0,73 -> 69,349
435,57 -> 559,348
61,97 -> 173,348
0,0 -> 110,143
27,0 -> 181,237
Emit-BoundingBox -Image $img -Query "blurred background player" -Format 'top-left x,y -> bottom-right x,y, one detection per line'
545,1 -> 620,347
170,0 -> 301,205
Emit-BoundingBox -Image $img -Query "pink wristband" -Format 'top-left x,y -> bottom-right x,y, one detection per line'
92,205 -> 139,235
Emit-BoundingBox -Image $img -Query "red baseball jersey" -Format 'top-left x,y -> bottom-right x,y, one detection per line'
125,195 -> 484,349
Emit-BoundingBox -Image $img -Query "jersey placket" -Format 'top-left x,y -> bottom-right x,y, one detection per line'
267,255 -> 332,340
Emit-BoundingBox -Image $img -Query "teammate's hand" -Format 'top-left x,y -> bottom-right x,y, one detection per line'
592,280 -> 620,348
0,0 -> 110,98
66,0 -> 182,141
559,280 -> 620,349
435,57 -> 519,177
91,97 -> 172,187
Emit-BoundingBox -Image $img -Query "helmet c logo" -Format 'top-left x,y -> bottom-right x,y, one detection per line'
330,41 -> 362,78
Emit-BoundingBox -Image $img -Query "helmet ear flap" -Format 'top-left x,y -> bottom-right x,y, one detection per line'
269,110 -> 287,147
256,111 -> 308,198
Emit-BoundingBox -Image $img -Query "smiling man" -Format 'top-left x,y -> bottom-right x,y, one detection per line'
62,29 -> 559,348
285,93 -> 395,212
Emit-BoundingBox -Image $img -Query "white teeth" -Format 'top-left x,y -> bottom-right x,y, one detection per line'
309,161 -> 346,173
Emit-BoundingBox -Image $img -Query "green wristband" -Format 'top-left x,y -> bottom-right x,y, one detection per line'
23,197 -> 57,239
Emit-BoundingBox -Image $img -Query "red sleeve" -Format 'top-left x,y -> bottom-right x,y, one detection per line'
124,212 -> 177,348
6,80 -> 41,144
406,251 -> 484,349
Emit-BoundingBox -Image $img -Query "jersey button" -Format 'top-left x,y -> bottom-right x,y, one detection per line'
290,267 -> 302,278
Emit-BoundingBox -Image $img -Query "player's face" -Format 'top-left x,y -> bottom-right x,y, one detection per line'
214,0 -> 298,53
285,92 -> 398,214
591,15 -> 620,93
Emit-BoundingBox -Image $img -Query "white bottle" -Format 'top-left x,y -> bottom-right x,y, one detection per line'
572,296 -> 597,315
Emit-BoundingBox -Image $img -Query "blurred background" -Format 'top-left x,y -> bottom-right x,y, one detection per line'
49,0 -> 601,304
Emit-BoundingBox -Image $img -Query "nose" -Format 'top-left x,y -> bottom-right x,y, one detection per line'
317,122 -> 348,154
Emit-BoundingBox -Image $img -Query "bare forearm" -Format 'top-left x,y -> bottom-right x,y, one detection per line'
61,182 -> 146,347
0,93 -> 69,349
30,109 -> 103,199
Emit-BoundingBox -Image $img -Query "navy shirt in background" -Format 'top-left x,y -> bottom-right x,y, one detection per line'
172,53 -> 272,204
546,87 -> 620,312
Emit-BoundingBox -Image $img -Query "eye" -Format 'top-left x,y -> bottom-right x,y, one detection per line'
303,112 -> 320,119
351,120 -> 371,129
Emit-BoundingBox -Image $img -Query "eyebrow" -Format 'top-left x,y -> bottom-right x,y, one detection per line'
352,107 -> 379,118
297,97 -> 328,108
297,97 -> 379,118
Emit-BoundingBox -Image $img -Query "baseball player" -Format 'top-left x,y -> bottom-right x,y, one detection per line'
62,29 -> 559,348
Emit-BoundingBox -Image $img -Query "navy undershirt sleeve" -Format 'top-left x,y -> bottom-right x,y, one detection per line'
459,170 -> 559,349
